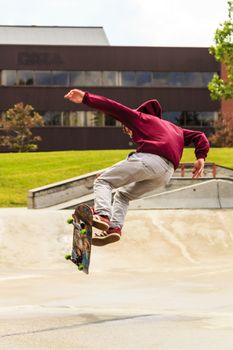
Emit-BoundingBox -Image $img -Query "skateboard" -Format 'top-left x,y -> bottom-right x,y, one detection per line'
65,204 -> 93,274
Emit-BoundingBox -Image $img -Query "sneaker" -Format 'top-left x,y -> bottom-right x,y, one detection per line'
92,227 -> 122,246
92,214 -> 110,231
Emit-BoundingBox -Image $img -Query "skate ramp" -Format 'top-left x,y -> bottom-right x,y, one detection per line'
130,179 -> 233,209
0,208 -> 232,271
1,208 -> 233,350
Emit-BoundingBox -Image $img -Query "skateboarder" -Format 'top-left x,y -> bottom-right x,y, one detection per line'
64,89 -> 210,245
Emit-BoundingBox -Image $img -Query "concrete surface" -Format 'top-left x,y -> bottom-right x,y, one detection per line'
130,179 -> 233,209
43,178 -> 233,210
28,169 -> 102,209
1,208 -> 233,349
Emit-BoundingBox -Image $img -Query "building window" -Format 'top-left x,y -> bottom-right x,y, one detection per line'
85,71 -> 102,86
135,72 -> 152,86
121,71 -> 136,86
162,111 -> 181,124
194,111 -> 218,126
102,71 -> 118,86
70,71 -> 85,86
52,71 -> 69,86
35,71 -> 52,85
40,110 -> 218,127
152,72 -> 214,87
163,111 -> 218,126
105,115 -> 117,126
1,70 -> 17,85
152,72 -> 168,87
0,70 -> 215,87
18,70 -> 34,85
42,111 -> 62,126
41,111 -> 119,127
169,72 -> 185,87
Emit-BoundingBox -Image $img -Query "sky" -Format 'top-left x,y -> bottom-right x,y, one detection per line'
0,0 -> 229,47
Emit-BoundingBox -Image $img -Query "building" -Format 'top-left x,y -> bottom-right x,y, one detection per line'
0,25 -> 220,151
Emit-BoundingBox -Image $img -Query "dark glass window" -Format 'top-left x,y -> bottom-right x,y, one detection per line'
195,111 -> 218,126
1,70 -> 216,87
20,109 -> 220,128
169,72 -> 185,87
135,72 -> 152,86
102,71 -> 118,86
18,71 -> 34,85
184,73 -> 202,87
201,72 -> 214,86
85,71 -> 102,86
163,111 -> 218,126
70,71 -> 85,86
121,72 -> 136,86
152,72 -> 169,87
41,111 -> 62,126
35,71 -> 52,85
105,115 -> 117,126
152,72 -> 214,87
182,111 -> 200,126
163,112 -> 182,124
182,72 -> 214,87
52,71 -> 69,85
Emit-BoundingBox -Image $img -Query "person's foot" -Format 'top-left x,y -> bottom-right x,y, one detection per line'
92,227 -> 122,246
92,214 -> 110,231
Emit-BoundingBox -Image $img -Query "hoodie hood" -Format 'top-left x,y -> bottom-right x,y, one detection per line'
136,99 -> 162,118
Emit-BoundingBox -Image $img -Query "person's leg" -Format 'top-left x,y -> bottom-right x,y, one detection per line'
93,153 -> 174,245
92,154 -> 157,244
93,153 -> 156,219
110,155 -> 174,229
110,180 -> 163,229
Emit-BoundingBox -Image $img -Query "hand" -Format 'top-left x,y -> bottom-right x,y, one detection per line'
64,89 -> 85,104
192,158 -> 205,179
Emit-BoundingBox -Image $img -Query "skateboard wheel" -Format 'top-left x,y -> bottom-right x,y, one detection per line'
78,263 -> 84,271
80,229 -> 87,236
65,253 -> 71,260
67,218 -> 73,224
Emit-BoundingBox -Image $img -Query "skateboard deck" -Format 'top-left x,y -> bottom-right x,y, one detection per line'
65,204 -> 93,274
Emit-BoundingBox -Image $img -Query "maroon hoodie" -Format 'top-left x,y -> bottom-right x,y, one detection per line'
83,92 -> 210,170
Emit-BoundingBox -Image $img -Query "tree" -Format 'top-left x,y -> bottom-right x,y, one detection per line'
0,102 -> 44,152
208,1 -> 233,100
208,112 -> 233,146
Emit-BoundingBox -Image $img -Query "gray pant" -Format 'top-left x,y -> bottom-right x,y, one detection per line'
94,152 -> 174,228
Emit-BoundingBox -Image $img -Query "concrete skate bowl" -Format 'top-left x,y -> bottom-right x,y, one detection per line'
0,208 -> 232,274
1,208 -> 233,350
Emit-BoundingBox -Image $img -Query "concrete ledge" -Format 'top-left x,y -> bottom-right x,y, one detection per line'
129,179 -> 233,209
28,169 -> 105,209
35,178 -> 217,210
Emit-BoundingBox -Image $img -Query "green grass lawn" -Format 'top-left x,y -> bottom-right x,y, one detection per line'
0,148 -> 232,208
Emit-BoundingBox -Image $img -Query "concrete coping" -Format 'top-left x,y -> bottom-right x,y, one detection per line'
28,168 -> 106,194
28,168 -> 106,209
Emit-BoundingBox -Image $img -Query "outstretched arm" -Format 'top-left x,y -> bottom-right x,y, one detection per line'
183,128 -> 210,179
64,89 -> 139,128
